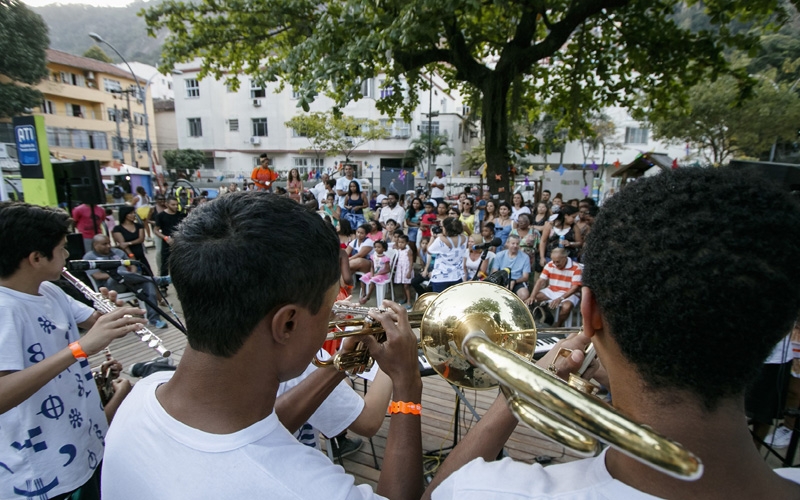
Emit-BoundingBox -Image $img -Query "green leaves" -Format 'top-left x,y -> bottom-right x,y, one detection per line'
0,0 -> 49,118
285,111 -> 390,159
162,148 -> 208,178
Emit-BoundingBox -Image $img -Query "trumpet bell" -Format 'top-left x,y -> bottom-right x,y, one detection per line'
420,282 -> 538,389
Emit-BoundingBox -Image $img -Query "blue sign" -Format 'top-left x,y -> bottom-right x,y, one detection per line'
15,124 -> 40,167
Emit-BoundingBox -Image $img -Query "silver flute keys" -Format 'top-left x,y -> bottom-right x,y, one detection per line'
61,270 -> 171,358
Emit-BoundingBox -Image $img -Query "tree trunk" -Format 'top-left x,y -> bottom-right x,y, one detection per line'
482,75 -> 511,200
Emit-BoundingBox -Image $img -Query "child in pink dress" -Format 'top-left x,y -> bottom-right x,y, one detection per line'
359,240 -> 391,304
393,235 -> 413,307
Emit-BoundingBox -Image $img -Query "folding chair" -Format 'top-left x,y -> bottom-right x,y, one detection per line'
375,250 -> 398,304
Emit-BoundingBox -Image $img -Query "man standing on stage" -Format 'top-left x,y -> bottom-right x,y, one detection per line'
153,197 -> 185,277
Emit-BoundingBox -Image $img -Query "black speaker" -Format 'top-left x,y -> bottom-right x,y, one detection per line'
52,160 -> 106,206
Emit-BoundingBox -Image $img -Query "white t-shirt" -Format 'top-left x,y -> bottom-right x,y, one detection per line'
511,205 -> 531,222
277,354 -> 365,449
336,176 -> 363,208
102,371 -> 382,499
433,449 -> 800,499
431,175 -> 447,199
379,205 -> 406,227
0,282 -> 105,500
765,334 -> 793,364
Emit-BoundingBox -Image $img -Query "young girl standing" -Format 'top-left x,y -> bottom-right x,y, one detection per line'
359,240 -> 391,304
393,235 -> 413,307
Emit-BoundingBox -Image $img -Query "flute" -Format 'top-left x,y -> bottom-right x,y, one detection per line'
62,270 -> 171,358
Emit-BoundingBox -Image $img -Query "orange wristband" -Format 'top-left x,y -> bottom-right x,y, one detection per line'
387,401 -> 421,415
68,342 -> 88,360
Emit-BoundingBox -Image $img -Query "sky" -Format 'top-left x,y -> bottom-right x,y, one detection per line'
22,0 -> 145,7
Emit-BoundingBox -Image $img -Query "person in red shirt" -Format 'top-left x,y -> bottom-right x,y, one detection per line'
251,154 -> 278,191
419,201 -> 437,240
71,202 -> 107,252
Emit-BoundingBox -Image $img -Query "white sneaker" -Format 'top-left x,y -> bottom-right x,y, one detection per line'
765,425 -> 793,448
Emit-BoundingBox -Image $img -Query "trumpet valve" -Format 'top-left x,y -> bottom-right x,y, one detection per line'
567,373 -> 601,396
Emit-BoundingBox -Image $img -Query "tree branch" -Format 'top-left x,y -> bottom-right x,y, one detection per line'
514,0 -> 631,71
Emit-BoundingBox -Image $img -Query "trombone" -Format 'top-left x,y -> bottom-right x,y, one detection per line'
316,281 -> 702,480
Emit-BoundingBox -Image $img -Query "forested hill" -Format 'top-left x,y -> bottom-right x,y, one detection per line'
33,0 -> 165,65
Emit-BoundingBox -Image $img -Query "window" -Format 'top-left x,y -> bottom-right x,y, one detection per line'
68,104 -> 84,118
461,104 -> 471,117
311,157 -> 324,168
294,157 -> 309,167
252,118 -> 268,137
71,73 -> 85,87
229,119 -> 239,132
41,100 -> 56,115
378,79 -> 393,99
133,113 -> 146,126
188,118 -> 203,137
420,121 -> 440,135
292,128 -> 307,138
107,109 -> 120,122
60,72 -> 70,84
104,78 -> 122,93
185,79 -> 200,98
91,131 -> 108,150
379,118 -> 411,138
361,78 -> 374,98
71,129 -> 91,149
625,127 -> 649,144
441,99 -> 448,113
291,89 -> 301,99
250,81 -> 266,98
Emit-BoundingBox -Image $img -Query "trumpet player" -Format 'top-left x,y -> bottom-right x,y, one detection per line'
0,201 -> 147,500
425,168 -> 800,499
102,192 -> 424,500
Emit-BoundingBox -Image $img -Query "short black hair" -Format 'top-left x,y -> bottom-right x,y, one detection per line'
483,222 -> 495,233
583,168 -> 800,410
388,191 -> 399,200
398,234 -> 409,243
169,192 -> 340,357
392,229 -> 404,236
0,202 -> 71,278
543,189 -> 551,195
374,240 -> 387,251
118,205 -> 135,222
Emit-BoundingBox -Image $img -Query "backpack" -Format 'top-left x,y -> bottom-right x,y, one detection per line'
112,186 -> 124,199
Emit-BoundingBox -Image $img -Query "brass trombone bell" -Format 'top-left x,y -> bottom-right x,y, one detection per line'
420,281 -> 703,480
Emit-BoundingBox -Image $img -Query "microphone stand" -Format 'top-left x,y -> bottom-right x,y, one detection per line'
105,268 -> 186,334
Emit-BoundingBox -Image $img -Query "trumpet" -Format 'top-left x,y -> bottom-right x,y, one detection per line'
313,293 -> 437,373
62,270 -> 171,358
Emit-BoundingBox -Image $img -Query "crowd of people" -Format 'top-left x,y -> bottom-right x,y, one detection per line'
1,165 -> 799,499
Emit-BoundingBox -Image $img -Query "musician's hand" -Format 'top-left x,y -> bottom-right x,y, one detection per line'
81,306 -> 146,356
524,295 -> 535,306
535,332 -> 591,381
549,297 -> 562,310
101,359 -> 123,380
111,378 -> 132,397
96,287 -> 125,308
361,301 -> 420,386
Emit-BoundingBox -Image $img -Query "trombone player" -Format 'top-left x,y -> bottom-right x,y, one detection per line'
424,167 -> 800,499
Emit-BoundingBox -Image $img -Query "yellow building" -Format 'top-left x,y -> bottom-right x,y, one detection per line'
34,49 -> 158,169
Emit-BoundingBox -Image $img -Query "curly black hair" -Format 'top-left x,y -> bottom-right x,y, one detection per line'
583,167 -> 800,410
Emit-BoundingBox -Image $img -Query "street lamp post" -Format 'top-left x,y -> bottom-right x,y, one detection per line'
88,32 -> 154,171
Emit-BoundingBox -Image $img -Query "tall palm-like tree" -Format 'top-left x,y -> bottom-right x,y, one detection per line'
405,133 -> 455,173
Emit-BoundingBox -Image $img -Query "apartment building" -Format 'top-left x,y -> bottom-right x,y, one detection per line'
32,49 -> 157,169
173,60 -> 479,186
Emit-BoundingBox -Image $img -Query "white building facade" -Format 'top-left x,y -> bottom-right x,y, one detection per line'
172,60 -> 477,191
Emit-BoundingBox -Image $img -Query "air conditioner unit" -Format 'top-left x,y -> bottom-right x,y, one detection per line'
250,136 -> 261,145
253,99 -> 262,107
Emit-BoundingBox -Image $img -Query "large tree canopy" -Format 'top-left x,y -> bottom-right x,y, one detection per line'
0,0 -> 49,118
144,0 -> 792,194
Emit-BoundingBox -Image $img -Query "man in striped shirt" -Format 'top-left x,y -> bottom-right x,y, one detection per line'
526,247 -> 582,327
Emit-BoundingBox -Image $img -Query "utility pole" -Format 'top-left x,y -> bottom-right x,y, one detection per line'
114,104 -> 123,160
124,88 -> 136,167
